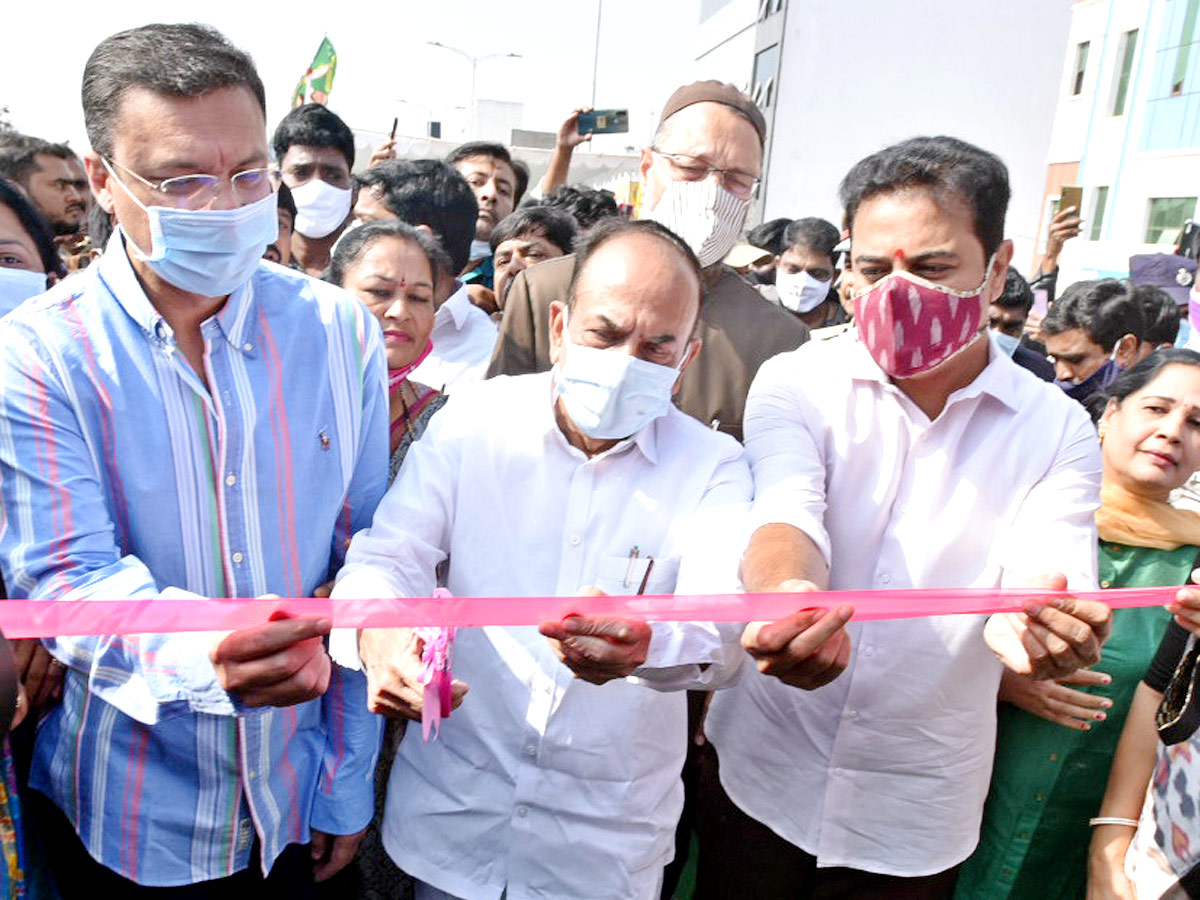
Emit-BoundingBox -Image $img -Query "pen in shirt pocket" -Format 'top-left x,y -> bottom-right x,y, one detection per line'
636,557 -> 656,595
624,546 -> 640,588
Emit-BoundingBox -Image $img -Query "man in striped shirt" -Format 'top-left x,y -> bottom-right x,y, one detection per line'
0,24 -> 387,898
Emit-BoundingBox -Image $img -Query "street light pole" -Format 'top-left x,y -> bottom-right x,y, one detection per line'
592,0 -> 603,109
426,41 -> 522,139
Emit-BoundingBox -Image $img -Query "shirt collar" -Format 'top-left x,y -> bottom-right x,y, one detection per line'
436,280 -> 471,330
847,329 -> 1022,413
539,370 -> 659,465
97,227 -> 260,356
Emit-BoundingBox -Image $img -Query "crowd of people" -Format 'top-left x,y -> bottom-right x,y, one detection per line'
1,19 -> 1200,900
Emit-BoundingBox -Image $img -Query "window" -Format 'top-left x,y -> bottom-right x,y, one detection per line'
1146,197 -> 1198,244
752,44 -> 780,110
1072,41 -> 1090,95
1090,187 -> 1110,241
1173,0 -> 1199,95
1112,29 -> 1139,115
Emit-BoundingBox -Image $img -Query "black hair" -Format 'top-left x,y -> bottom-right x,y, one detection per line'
83,24 -> 266,160
0,178 -> 66,277
839,136 -> 1010,259
87,202 -> 114,248
325,219 -> 452,295
353,159 -> 477,274
511,158 -> 530,205
447,141 -> 526,202
567,219 -> 701,312
1132,284 -> 1181,346
276,181 -> 296,221
782,217 -> 839,260
490,206 -> 578,255
0,137 -> 77,188
1104,347 -> 1200,406
1041,279 -> 1147,352
994,268 -> 1035,314
532,185 -> 620,230
272,103 -> 355,172
747,217 -> 792,255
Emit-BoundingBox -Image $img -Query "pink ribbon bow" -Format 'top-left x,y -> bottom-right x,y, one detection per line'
414,589 -> 456,741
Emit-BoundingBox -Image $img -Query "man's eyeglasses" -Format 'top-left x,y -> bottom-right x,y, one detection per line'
650,150 -> 761,199
103,158 -> 276,210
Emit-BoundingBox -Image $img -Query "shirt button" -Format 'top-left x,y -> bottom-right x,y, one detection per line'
569,535 -> 581,546
516,805 -> 529,818
232,551 -> 245,564
225,473 -> 237,487
1100,580 -> 1112,589
833,767 -> 844,777
846,710 -> 858,720
1034,793 -> 1045,803
243,343 -> 253,353
1048,752 -> 1059,762
1020,831 -> 1030,841
523,745 -> 537,757
879,573 -> 891,584
863,645 -> 876,657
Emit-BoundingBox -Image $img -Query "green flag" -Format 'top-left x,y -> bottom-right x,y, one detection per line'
292,37 -> 337,107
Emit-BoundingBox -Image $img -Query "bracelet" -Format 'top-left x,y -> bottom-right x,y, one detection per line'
1089,817 -> 1140,828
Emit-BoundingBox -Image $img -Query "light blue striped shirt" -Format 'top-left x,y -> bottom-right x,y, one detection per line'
0,233 -> 388,885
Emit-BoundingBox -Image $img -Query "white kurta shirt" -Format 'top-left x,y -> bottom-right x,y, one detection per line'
410,280 -> 498,392
705,332 -> 1101,877
332,372 -> 752,900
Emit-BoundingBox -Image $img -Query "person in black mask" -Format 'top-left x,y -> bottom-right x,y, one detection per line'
745,217 -> 791,285
1041,279 -> 1147,409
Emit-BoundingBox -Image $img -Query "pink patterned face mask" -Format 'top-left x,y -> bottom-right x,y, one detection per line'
853,261 -> 993,378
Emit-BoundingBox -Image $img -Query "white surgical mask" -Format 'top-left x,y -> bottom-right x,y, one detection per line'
290,178 -> 352,239
643,179 -> 749,268
106,161 -> 277,297
0,267 -> 48,316
776,269 -> 832,314
554,309 -> 683,440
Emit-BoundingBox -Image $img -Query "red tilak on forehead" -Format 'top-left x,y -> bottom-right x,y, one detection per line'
894,249 -> 906,263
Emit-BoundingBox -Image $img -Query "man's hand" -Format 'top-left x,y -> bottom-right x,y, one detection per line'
539,605 -> 652,686
13,638 -> 63,714
311,828 -> 366,882
556,108 -> 593,150
741,579 -> 853,690
1045,206 -> 1083,261
358,628 -> 469,719
369,139 -> 396,168
210,602 -> 333,707
999,666 -> 1112,730
984,574 -> 1112,680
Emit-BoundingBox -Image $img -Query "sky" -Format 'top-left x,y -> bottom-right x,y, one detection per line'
1,0 -> 697,157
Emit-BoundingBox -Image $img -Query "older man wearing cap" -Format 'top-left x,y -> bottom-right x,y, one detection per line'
486,81 -> 808,441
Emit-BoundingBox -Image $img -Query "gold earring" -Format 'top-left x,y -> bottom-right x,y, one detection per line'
1098,424 -> 1107,444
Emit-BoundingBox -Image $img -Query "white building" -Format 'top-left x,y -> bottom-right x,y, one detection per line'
1040,0 -> 1199,285
693,0 -> 1076,271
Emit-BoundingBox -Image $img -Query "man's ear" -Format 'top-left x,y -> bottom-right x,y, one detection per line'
84,152 -> 116,215
548,301 -> 567,368
1114,333 -> 1140,370
672,338 -> 703,394
986,239 -> 1014,304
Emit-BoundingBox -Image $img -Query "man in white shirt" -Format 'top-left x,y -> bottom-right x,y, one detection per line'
697,136 -> 1113,899
331,219 -> 750,900
354,158 -> 498,391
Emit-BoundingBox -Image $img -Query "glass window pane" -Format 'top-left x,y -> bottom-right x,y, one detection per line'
1113,30 -> 1139,115
1146,196 -> 1199,243
1074,41 -> 1090,95
1090,187 -> 1109,241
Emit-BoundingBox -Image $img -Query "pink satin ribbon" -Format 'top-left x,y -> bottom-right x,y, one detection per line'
0,586 -> 1181,639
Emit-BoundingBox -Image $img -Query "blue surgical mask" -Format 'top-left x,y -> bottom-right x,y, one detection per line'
1056,356 -> 1119,404
992,330 -> 1021,358
554,309 -> 684,440
0,267 -> 48,316
106,161 -> 278,297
